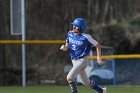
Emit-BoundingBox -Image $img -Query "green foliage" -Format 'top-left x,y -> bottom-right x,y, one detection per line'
130,16 -> 140,25
88,16 -> 140,54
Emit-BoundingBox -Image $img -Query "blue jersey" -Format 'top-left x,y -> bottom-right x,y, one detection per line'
66,31 -> 98,60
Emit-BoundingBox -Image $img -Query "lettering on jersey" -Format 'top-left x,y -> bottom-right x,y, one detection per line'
69,37 -> 83,45
69,34 -> 73,37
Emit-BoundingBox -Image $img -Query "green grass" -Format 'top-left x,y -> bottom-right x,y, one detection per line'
0,85 -> 140,93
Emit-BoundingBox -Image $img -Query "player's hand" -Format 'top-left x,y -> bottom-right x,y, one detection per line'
60,45 -> 68,51
97,58 -> 104,65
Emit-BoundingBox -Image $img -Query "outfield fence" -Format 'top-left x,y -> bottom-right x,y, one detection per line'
0,40 -> 140,86
0,40 -> 140,59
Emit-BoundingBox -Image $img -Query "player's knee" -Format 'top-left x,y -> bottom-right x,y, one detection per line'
67,75 -> 73,83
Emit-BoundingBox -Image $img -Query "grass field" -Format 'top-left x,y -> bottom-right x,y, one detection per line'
0,85 -> 140,93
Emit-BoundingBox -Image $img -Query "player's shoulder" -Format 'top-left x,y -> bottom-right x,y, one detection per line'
82,33 -> 92,39
82,33 -> 98,45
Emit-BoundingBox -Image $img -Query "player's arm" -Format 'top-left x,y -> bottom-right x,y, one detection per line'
84,34 -> 104,65
60,43 -> 69,51
95,43 -> 104,65
60,32 -> 70,51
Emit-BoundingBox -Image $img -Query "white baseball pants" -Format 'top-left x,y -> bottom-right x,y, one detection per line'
67,58 -> 90,86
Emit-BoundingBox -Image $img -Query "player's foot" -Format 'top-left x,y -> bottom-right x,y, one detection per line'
102,87 -> 107,93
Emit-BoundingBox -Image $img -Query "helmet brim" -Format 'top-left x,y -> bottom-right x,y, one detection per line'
71,22 -> 80,27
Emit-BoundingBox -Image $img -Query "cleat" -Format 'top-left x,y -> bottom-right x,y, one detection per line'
102,87 -> 107,93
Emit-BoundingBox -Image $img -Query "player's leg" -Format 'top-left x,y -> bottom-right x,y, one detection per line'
78,70 -> 90,86
67,59 -> 87,93
79,68 -> 104,93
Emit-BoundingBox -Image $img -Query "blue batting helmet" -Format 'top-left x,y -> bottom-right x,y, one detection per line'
71,18 -> 88,32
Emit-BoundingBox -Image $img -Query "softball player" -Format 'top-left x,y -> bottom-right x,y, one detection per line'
60,18 -> 107,93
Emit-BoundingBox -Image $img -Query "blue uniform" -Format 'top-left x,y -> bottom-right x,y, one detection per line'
66,31 -> 98,60
65,18 -> 105,93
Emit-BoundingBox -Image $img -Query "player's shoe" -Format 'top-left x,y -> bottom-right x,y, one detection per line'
102,87 -> 107,93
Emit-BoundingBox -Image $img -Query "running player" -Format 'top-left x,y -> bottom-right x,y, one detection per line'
60,18 -> 107,93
